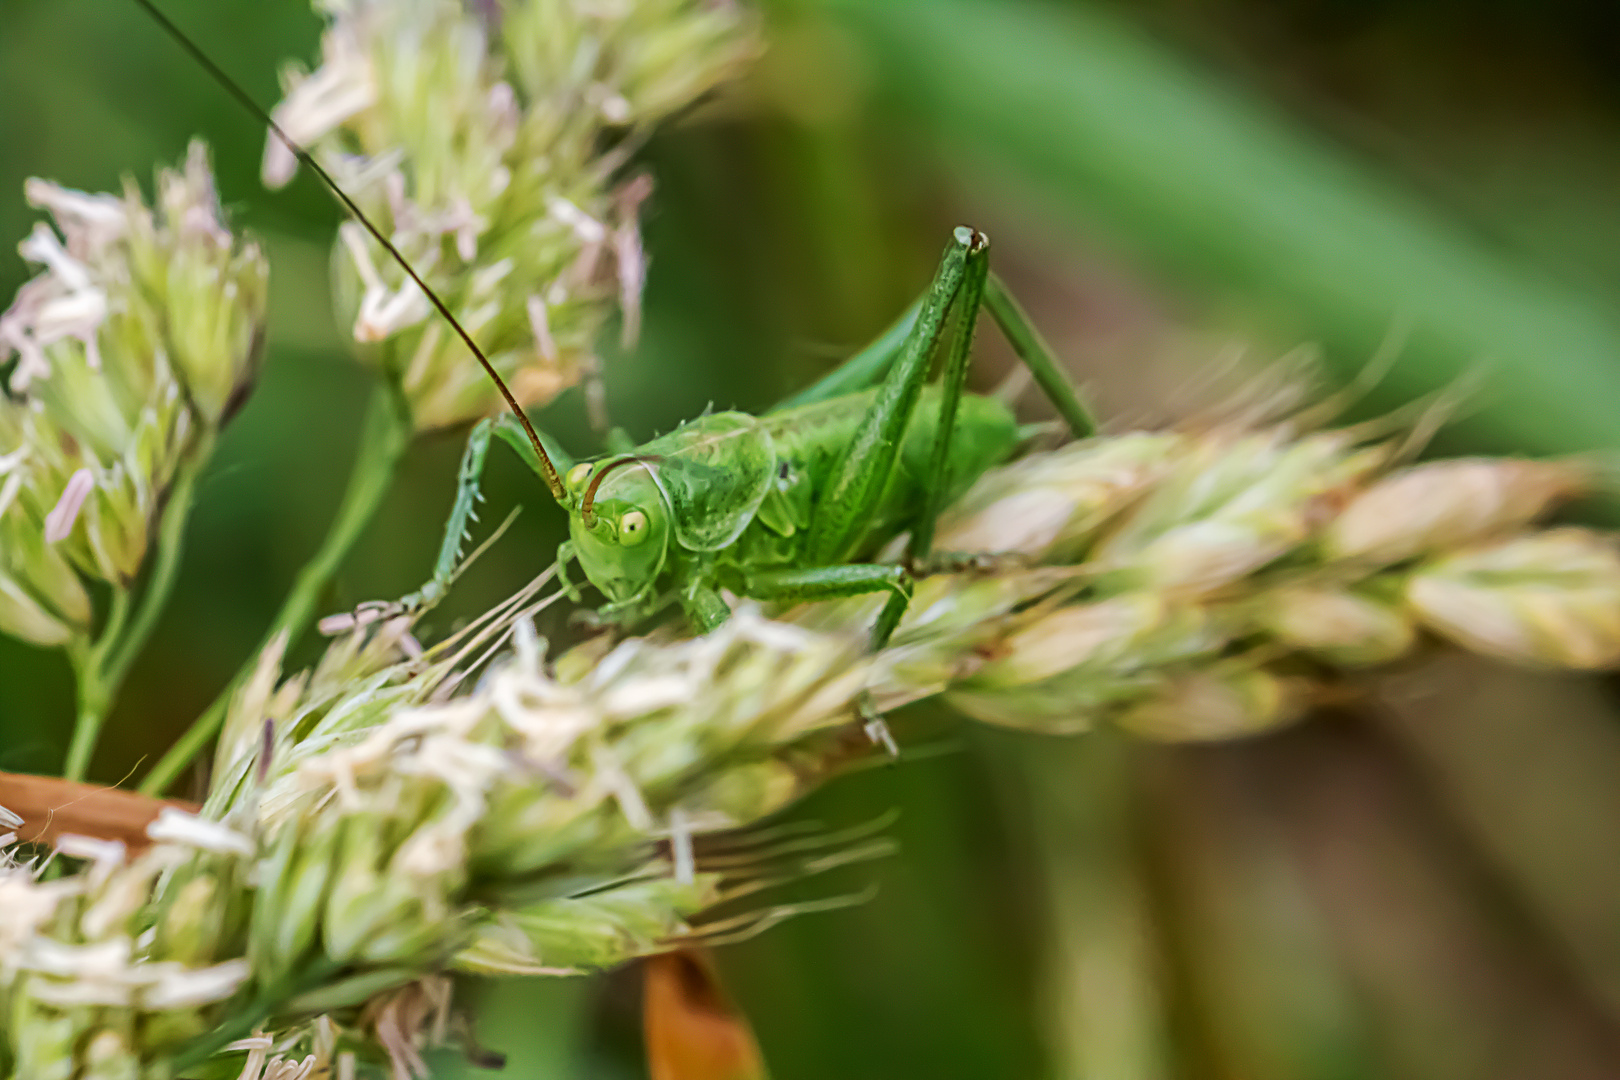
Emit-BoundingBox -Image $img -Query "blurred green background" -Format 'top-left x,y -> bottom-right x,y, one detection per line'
8,0 -> 1620,1076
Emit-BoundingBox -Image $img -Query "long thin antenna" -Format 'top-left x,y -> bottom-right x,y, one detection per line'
130,0 -> 568,502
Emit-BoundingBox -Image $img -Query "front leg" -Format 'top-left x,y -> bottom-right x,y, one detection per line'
556,540 -> 584,603
598,581 -> 658,620
415,418 -> 494,608
326,420 -> 493,631
682,581 -> 733,635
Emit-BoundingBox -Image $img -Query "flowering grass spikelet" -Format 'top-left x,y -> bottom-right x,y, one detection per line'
1252,584 -> 1414,667
267,0 -> 760,430
793,415 -> 1618,742
1324,457 -> 1588,566
1114,662 -> 1303,742
1089,428 -> 1381,593
942,593 -> 1224,733
1406,528 -> 1620,669
930,431 -> 1178,561
0,142 -> 266,643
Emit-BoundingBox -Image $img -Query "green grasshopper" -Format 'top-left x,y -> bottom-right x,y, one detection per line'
416,226 -> 1096,647
133,0 -> 1096,651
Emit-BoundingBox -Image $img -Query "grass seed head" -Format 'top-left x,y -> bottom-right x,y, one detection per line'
0,515 -> 92,646
1093,430 -> 1378,594
0,142 -> 265,631
9,347 -> 1620,1070
945,594 -> 1224,733
274,0 -> 761,431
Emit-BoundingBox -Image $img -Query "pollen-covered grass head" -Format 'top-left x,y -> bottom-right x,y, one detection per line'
265,0 -> 761,431
0,141 -> 266,646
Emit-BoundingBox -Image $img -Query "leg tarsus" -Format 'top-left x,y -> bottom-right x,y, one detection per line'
863,709 -> 899,760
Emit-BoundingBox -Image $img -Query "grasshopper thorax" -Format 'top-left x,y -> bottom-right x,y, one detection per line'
566,458 -> 671,603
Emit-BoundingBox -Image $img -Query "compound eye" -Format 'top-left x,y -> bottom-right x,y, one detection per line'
566,462 -> 593,489
619,509 -> 649,545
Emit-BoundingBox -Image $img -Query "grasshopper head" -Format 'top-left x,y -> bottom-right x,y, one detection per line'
565,457 -> 670,604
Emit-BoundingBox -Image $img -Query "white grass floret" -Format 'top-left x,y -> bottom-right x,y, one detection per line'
146,807 -> 254,857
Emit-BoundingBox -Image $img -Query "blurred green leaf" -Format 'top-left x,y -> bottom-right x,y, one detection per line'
822,0 -> 1620,454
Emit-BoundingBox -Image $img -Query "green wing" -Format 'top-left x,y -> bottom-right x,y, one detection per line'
641,413 -> 776,551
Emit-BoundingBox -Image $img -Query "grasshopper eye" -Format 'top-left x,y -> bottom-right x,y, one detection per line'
566,462 -> 593,489
619,509 -> 649,545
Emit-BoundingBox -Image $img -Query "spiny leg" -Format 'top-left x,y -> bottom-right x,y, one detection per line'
320,420 -> 504,634
872,256 -> 1099,645
755,232 -> 985,756
804,227 -> 989,571
861,325 -> 996,749
743,563 -> 914,754
386,411 -> 577,620
777,233 -> 1094,750
855,239 -> 1093,748
749,238 -> 1091,645
866,244 -> 991,650
907,244 -> 988,568
796,234 -> 1096,577
770,273 -> 1095,444
394,418 -> 495,614
680,564 -> 912,637
792,228 -> 990,652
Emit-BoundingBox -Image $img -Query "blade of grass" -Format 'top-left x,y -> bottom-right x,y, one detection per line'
823,0 -> 1620,455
